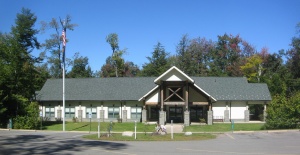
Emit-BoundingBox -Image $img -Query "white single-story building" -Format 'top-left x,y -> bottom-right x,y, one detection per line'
37,66 -> 271,125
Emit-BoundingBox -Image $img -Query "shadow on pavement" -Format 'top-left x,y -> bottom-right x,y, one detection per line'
0,134 -> 128,155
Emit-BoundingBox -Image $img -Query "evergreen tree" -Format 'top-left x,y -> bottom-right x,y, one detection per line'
141,42 -> 170,76
0,8 -> 41,127
67,52 -> 93,78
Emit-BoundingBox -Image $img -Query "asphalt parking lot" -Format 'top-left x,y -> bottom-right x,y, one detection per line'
0,130 -> 299,155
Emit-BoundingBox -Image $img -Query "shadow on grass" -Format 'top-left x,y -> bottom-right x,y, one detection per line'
70,123 -> 89,131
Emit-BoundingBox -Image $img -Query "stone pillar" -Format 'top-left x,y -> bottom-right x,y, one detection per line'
224,110 -> 230,122
78,110 -> 82,122
142,109 -> 147,123
57,110 -> 62,119
263,103 -> 267,122
99,110 -> 105,122
244,103 -> 249,122
159,110 -> 165,125
184,110 -> 190,126
244,110 -> 250,122
207,111 -> 213,125
122,110 -> 127,122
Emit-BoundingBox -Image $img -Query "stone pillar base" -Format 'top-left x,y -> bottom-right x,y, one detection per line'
244,110 -> 250,122
184,111 -> 190,126
57,110 -> 62,120
122,110 -> 127,122
142,109 -> 147,123
263,110 -> 267,122
224,110 -> 230,122
77,110 -> 82,122
99,110 -> 104,122
159,111 -> 165,125
207,111 -> 213,125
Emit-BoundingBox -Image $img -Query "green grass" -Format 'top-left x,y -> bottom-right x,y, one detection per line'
42,122 -> 265,133
42,121 -> 156,132
185,123 -> 265,132
83,133 -> 216,141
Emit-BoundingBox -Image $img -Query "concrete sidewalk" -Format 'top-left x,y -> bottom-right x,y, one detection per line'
165,124 -> 184,133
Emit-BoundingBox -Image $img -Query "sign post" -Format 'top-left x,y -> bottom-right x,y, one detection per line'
171,120 -> 173,139
89,111 -> 92,133
40,111 -> 43,130
98,119 -> 100,138
134,121 -> 137,140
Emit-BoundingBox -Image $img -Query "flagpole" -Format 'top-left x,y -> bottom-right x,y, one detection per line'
61,22 -> 66,132
63,51 -> 65,132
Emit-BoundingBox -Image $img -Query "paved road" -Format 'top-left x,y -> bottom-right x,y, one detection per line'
0,130 -> 300,155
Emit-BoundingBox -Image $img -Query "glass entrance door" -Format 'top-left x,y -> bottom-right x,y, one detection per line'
169,107 -> 183,123
190,107 -> 204,122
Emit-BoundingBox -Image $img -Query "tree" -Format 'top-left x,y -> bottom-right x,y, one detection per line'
106,33 -> 120,77
123,61 -> 140,77
0,8 -> 41,127
265,91 -> 300,129
99,57 -> 140,77
286,23 -> 300,93
240,55 -> 263,82
211,34 -> 245,76
140,42 -> 170,76
41,16 -> 77,78
67,52 -> 93,78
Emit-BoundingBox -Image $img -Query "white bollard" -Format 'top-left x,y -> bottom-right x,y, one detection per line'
171,120 -> 173,139
135,121 -> 137,139
98,119 -> 100,138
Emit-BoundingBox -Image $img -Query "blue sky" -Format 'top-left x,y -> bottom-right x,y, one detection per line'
1,0 -> 299,72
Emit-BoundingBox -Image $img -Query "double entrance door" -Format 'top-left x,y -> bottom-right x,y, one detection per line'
169,107 -> 183,123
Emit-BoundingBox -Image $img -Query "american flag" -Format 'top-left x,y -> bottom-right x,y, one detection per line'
62,30 -> 66,46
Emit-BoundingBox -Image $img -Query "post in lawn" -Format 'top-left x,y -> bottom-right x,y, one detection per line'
135,121 -> 137,139
98,119 -> 100,138
171,120 -> 173,139
89,111 -> 92,133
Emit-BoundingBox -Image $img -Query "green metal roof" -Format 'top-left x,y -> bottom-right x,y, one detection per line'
37,77 -> 271,102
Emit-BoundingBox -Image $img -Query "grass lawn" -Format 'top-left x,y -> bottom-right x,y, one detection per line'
83,133 -> 216,141
185,123 -> 265,132
42,121 -> 156,132
42,121 -> 265,133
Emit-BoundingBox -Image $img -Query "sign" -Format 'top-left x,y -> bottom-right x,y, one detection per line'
89,112 -> 92,119
39,111 -> 43,117
192,102 -> 209,105
164,102 -> 185,105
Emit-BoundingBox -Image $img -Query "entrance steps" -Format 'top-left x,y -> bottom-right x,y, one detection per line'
165,124 -> 184,133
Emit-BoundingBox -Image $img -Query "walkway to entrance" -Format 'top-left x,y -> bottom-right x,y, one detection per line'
165,124 -> 183,133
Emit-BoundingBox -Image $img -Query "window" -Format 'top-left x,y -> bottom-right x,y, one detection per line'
108,107 -> 119,118
86,107 -> 97,118
45,107 -> 55,118
65,107 -> 75,118
190,107 -> 203,122
131,107 -> 142,120
150,107 -> 159,119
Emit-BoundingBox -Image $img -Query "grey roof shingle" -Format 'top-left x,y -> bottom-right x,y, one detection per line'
37,77 -> 271,102
37,77 -> 156,101
193,77 -> 271,101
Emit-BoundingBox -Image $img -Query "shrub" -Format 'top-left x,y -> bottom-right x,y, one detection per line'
13,101 -> 40,129
265,92 -> 300,129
